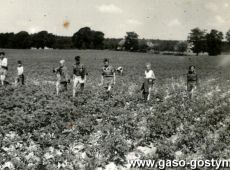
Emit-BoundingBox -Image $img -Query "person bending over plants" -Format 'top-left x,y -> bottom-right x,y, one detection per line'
99,58 -> 116,98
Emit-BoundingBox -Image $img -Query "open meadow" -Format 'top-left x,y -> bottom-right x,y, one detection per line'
0,49 -> 230,169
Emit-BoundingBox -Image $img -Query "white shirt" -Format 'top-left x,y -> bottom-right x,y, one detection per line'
17,66 -> 24,75
0,58 -> 7,67
145,70 -> 155,79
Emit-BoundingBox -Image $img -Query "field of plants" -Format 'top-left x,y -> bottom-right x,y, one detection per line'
0,49 -> 230,170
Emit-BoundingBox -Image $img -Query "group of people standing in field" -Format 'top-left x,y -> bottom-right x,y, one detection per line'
0,52 -> 25,86
52,55 -> 198,101
0,51 -> 198,101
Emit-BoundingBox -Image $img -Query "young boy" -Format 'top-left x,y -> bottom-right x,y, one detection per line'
0,52 -> 8,86
15,60 -> 25,86
53,60 -> 70,95
72,56 -> 88,97
99,58 -> 116,97
187,65 -> 198,99
141,63 -> 156,101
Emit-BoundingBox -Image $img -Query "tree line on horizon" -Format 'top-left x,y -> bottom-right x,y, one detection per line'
0,27 -> 230,56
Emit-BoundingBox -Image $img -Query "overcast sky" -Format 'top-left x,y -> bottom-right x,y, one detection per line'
0,0 -> 229,40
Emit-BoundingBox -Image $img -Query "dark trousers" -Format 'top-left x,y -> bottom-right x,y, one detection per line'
141,79 -> 153,101
17,74 -> 25,85
60,81 -> 68,91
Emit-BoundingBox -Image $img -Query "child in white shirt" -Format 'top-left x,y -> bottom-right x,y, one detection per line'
141,63 -> 156,101
16,60 -> 25,86
0,52 -> 8,86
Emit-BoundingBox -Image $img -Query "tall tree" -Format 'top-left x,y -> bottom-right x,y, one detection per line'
124,32 -> 139,51
31,31 -> 55,49
13,31 -> 31,49
92,31 -> 105,49
206,29 -> 223,56
72,27 -> 92,49
226,29 -> 230,45
174,41 -> 188,54
188,28 -> 207,55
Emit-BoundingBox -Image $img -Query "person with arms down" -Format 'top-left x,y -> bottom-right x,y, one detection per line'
53,60 -> 70,95
99,58 -> 116,98
15,60 -> 25,86
187,65 -> 198,99
72,56 -> 88,97
141,63 -> 156,102
0,52 -> 8,86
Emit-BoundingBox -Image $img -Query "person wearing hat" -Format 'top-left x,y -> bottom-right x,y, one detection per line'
72,56 -> 88,97
0,52 -> 8,86
53,59 -> 70,95
15,60 -> 25,86
99,58 -> 116,97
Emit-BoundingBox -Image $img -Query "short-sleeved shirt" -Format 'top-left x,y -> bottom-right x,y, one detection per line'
73,63 -> 87,77
145,70 -> 155,79
187,72 -> 197,82
17,66 -> 24,75
102,65 -> 115,77
0,58 -> 8,69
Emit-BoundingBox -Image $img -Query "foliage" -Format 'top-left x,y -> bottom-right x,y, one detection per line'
187,28 -> 207,55
174,41 -> 188,54
31,31 -> 56,49
72,27 -> 105,49
206,29 -> 223,56
226,29 -> 230,45
0,49 -> 230,169
124,32 -> 139,51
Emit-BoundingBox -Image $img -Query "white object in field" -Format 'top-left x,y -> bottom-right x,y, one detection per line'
145,70 -> 155,79
1,161 -> 15,170
0,57 -> 8,67
136,143 -> 157,156
43,80 -> 56,85
104,162 -> 119,170
116,66 -> 123,73
175,151 -> 183,159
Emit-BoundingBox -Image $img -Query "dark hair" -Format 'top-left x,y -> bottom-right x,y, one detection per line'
0,52 -> 5,56
188,65 -> 196,74
104,58 -> 109,63
18,60 -> 22,64
75,56 -> 80,61
188,65 -> 195,70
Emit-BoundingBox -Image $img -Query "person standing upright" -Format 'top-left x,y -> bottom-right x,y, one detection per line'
99,58 -> 116,98
0,52 -> 8,86
53,60 -> 70,95
15,60 -> 25,86
72,56 -> 88,97
187,65 -> 198,99
140,63 -> 156,101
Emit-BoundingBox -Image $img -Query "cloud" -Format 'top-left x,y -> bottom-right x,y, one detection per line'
205,2 -> 218,12
215,15 -> 226,24
127,19 -> 142,25
28,27 -> 41,34
168,19 -> 181,27
223,3 -> 229,8
97,4 -> 122,14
